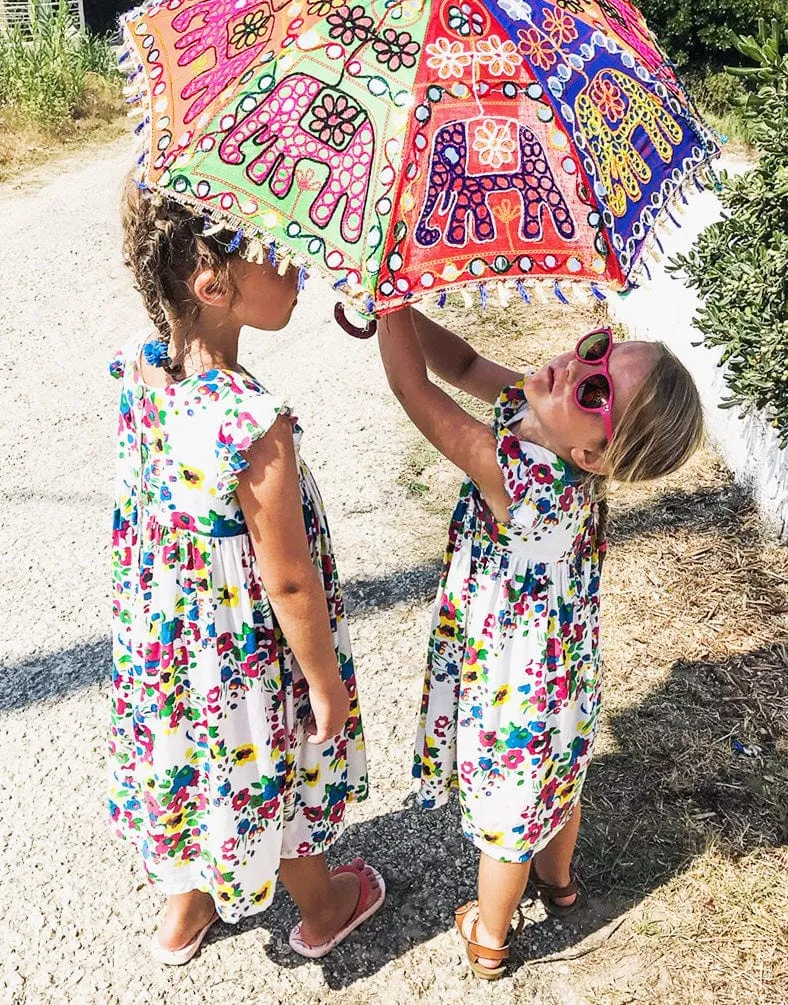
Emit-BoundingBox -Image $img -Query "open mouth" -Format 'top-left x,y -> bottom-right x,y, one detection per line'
546,365 -> 555,392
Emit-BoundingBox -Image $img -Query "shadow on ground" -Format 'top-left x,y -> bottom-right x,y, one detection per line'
607,483 -> 751,544
0,637 -> 111,713
343,560 -> 442,615
209,638 -> 787,990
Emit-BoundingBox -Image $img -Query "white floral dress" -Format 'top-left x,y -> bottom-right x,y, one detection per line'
108,335 -> 367,922
414,380 -> 603,862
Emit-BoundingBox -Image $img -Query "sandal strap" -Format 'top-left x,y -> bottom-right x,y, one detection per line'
454,900 -> 477,924
467,918 -> 510,965
331,858 -> 371,922
532,867 -> 578,900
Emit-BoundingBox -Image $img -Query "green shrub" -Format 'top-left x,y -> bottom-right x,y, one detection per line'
670,20 -> 788,447
640,0 -> 787,70
0,1 -> 119,131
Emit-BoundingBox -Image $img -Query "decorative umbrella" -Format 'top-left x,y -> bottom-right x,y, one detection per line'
121,0 -> 718,334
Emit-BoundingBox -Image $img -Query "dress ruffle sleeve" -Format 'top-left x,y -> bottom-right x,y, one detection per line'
213,388 -> 291,498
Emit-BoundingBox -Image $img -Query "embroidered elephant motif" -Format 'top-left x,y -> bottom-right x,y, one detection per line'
575,69 -> 683,218
172,0 -> 281,125
219,74 -> 374,244
415,119 -> 576,248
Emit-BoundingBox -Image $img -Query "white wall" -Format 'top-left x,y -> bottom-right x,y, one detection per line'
609,159 -> 788,541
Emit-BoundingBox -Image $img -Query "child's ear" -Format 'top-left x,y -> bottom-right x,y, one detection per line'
192,268 -> 229,308
569,446 -> 609,475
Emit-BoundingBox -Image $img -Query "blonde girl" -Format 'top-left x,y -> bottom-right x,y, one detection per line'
379,306 -> 702,979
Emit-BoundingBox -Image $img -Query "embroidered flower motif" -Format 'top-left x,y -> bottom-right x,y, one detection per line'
371,28 -> 421,71
306,0 -> 344,14
425,37 -> 473,79
472,118 -> 517,169
542,6 -> 578,45
589,75 -> 626,122
326,4 -> 374,46
447,2 -> 484,36
229,10 -> 271,50
308,92 -> 360,146
517,27 -> 557,70
295,167 -> 321,193
475,34 -> 523,76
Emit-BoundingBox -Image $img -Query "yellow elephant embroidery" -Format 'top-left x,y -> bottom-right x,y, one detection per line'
575,69 -> 683,218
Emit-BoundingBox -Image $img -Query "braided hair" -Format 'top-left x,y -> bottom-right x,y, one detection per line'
121,177 -> 245,351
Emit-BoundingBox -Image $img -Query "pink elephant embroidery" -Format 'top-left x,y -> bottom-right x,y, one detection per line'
219,74 -> 374,244
172,0 -> 279,125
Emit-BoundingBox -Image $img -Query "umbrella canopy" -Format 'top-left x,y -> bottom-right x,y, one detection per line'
121,0 -> 718,321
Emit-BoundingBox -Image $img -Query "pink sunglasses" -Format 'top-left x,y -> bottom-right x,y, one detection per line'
573,327 -> 616,442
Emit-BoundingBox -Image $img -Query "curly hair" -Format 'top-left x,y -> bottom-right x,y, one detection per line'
121,177 -> 245,342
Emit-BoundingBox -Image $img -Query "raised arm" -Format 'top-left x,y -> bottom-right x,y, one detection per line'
407,306 -> 523,404
378,308 -> 512,523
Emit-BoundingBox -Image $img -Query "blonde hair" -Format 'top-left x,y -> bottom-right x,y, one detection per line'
121,176 -> 243,343
592,343 -> 704,542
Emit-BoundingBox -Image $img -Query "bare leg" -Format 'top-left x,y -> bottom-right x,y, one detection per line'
533,804 -> 581,907
460,853 -> 531,969
279,854 -> 382,947
157,890 -> 217,951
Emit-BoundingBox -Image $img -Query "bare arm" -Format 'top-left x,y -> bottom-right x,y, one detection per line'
235,414 -> 349,743
378,308 -> 512,523
408,307 -> 523,404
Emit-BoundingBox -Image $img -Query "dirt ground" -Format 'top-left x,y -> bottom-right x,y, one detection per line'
0,138 -> 786,1005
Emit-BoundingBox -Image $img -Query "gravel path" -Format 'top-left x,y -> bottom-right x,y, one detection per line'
0,137 -> 589,1005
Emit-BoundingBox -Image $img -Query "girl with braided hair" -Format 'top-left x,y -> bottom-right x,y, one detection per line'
108,180 -> 383,965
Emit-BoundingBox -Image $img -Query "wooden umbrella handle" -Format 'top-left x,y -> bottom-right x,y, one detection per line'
334,303 -> 378,339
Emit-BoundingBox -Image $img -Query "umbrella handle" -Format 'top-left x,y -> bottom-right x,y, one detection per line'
334,303 -> 378,339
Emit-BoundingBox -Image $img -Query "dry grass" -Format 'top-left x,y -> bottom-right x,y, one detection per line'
0,74 -> 124,185
402,298 -> 788,1003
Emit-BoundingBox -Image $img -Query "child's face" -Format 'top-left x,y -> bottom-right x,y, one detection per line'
230,257 -> 300,331
525,340 -> 659,468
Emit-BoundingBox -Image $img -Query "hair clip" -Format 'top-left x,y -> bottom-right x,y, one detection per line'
142,338 -> 170,367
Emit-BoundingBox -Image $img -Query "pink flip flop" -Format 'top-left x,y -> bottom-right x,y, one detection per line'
150,911 -> 219,966
288,857 -> 386,959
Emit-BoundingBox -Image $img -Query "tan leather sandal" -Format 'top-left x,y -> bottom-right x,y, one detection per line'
454,900 -> 524,981
530,866 -> 583,918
